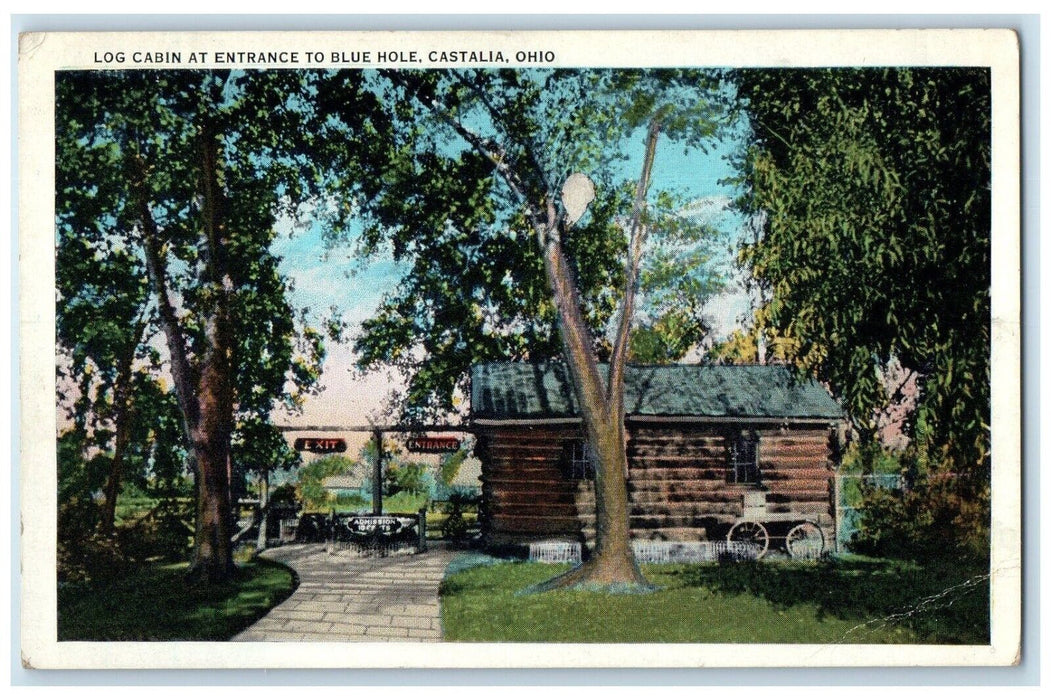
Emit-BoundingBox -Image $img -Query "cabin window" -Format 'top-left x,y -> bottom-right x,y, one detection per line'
727,431 -> 761,485
562,439 -> 595,480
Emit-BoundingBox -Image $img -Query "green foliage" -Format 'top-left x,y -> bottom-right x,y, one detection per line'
268,483 -> 298,507
706,326 -> 797,366
440,557 -> 987,644
56,69 -> 341,417
382,491 -> 430,513
296,455 -> 356,511
117,501 -> 195,564
56,70 -> 353,574
735,68 -> 991,473
336,69 -> 731,420
438,444 -> 471,487
57,559 -> 296,641
851,475 -> 991,563
438,491 -> 480,541
383,461 -> 428,497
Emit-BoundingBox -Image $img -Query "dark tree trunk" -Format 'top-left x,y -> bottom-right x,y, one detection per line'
99,317 -> 147,538
131,117 -> 237,585
186,121 -> 236,584
98,350 -> 134,537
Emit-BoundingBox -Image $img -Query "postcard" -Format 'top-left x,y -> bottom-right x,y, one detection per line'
18,28 -> 1021,669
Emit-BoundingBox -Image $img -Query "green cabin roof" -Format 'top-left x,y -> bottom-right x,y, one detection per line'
470,362 -> 843,421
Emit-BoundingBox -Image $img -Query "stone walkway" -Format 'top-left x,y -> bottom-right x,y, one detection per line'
232,543 -> 456,642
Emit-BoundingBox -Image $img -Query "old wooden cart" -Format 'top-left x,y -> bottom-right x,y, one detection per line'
726,491 -> 828,559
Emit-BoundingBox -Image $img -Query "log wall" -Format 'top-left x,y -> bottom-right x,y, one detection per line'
476,422 -> 838,549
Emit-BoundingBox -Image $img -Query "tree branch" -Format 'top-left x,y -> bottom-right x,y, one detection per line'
608,117 -> 662,406
419,93 -> 548,245
452,71 -> 553,197
130,153 -> 200,438
421,81 -> 606,418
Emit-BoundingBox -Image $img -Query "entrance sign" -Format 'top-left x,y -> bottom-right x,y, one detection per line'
406,435 -> 461,453
293,437 -> 347,454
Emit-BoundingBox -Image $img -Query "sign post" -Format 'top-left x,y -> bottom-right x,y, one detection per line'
372,429 -> 383,516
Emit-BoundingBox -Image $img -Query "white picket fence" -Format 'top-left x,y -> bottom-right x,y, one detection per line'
527,539 -> 761,565
529,541 -> 582,563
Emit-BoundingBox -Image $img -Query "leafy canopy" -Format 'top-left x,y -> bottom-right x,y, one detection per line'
330,69 -> 735,420
735,67 -> 990,471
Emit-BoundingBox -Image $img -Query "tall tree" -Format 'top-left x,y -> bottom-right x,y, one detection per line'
734,68 -> 991,474
337,69 -> 729,588
56,70 -> 339,582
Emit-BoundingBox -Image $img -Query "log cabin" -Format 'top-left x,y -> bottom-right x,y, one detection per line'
470,362 -> 846,555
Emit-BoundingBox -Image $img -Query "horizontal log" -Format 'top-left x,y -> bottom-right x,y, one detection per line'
765,502 -> 833,516
627,447 -> 728,461
483,464 -> 564,477
759,468 -> 833,481
486,489 -> 594,505
629,490 -> 750,505
628,429 -> 724,439
628,512 -> 740,527
763,490 -> 831,503
629,466 -> 729,480
482,433 -> 574,442
759,442 -> 832,456
629,470 -> 731,484
489,503 -> 588,517
480,444 -> 565,458
481,454 -> 565,464
481,477 -> 582,489
758,452 -> 828,465
755,434 -> 831,445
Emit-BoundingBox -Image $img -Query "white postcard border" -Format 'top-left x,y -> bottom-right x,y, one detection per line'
18,28 -> 1022,670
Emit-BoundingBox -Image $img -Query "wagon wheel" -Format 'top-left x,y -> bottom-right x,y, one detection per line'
727,520 -> 769,559
785,522 -> 825,560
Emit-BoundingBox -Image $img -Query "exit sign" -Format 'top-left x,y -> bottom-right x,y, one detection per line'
293,437 -> 348,454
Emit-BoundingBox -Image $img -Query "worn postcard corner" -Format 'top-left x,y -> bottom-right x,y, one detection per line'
19,28 -> 1021,670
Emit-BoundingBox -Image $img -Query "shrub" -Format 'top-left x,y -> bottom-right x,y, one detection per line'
58,533 -> 131,584
851,474 -> 990,563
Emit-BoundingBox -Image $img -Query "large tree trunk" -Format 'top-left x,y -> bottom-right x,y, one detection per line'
186,121 -> 236,584
188,350 -> 235,583
529,120 -> 664,592
528,204 -> 649,592
131,117 -> 237,585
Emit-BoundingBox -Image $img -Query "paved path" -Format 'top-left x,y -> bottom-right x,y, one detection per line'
232,543 -> 456,642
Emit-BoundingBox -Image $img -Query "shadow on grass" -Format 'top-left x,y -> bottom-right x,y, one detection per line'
667,556 -> 990,644
57,558 -> 299,641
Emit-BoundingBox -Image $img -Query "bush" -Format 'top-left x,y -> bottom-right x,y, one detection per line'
439,491 -> 480,542
117,508 -> 193,564
850,475 -> 990,563
58,533 -> 132,584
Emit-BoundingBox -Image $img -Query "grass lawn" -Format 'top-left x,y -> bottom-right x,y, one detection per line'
440,555 -> 989,644
57,558 -> 297,641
